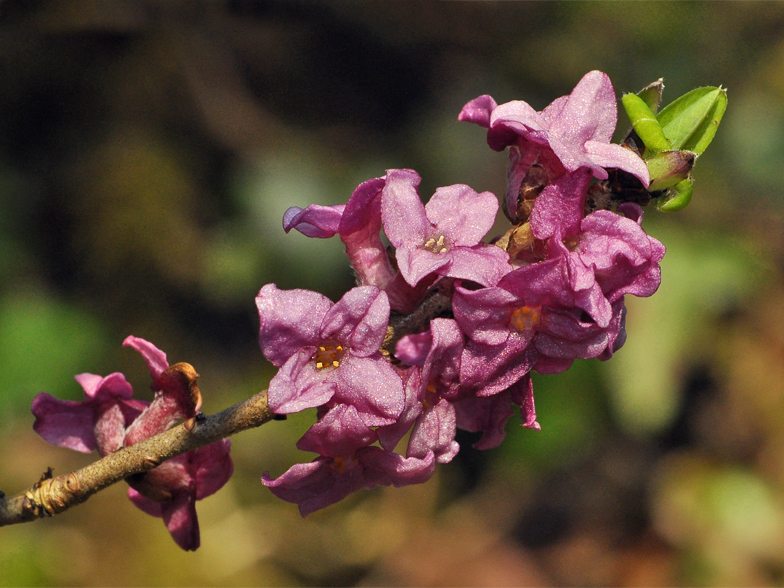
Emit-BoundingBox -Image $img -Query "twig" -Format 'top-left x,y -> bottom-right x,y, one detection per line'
0,389 -> 277,527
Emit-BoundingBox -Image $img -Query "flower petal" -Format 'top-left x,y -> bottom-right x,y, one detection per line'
256,284 -> 333,367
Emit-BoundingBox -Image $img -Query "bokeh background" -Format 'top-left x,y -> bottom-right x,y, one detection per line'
0,1 -> 783,585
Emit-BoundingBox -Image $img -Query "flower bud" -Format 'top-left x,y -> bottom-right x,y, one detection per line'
656,178 -> 694,212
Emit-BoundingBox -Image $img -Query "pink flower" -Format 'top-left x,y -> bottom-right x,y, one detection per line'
459,71 -> 649,220
257,284 -> 405,425
283,176 -> 432,313
31,337 -> 233,551
32,372 -> 145,455
529,173 -> 665,327
262,447 -> 435,517
381,169 -> 510,287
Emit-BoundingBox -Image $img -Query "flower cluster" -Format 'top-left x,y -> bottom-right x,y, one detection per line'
261,71 -> 665,515
31,337 -> 233,551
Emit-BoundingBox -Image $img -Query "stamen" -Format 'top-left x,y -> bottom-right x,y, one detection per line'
510,306 -> 541,332
563,235 -> 580,251
314,340 -> 346,370
422,233 -> 450,254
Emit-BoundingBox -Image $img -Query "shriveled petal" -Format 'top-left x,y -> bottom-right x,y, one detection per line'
457,94 -> 497,129
319,287 -> 389,356
31,393 -> 96,453
162,491 -> 200,551
192,439 -> 234,500
381,169 -> 431,249
283,204 -> 345,238
267,348 -> 336,414
256,284 -> 333,367
297,404 -> 377,458
335,354 -> 405,426
510,374 -> 540,430
425,185 -> 498,247
123,336 -> 168,382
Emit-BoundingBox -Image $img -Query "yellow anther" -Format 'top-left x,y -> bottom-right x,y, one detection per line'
314,340 -> 346,371
510,306 -> 541,332
563,235 -> 580,251
422,233 -> 450,254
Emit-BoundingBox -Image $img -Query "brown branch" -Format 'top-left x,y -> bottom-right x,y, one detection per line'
0,277 -> 455,529
0,389 -> 278,527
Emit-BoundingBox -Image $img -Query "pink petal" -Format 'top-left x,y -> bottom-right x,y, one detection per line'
193,440 -> 234,500
424,184 -> 499,247
283,204 -> 345,238
122,336 -> 169,382
256,284 -> 333,367
31,393 -> 96,453
457,94 -> 497,128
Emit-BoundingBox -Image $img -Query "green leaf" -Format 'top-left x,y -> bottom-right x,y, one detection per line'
622,93 -> 672,153
656,178 -> 694,212
657,86 -> 728,155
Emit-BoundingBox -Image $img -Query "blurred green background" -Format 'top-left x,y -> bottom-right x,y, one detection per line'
1,1 -> 783,585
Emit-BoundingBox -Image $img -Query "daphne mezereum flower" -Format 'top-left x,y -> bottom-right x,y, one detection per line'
257,284 -> 404,426
32,337 -> 233,551
381,168 -> 510,288
529,172 -> 665,328
459,71 -> 650,221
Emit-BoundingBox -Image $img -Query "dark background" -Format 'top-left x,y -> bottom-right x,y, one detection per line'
1,2 -> 784,585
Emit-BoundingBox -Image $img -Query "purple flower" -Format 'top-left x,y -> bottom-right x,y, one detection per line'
128,439 -> 233,551
378,319 -> 465,464
459,71 -> 649,220
530,174 -> 665,327
257,284 -> 405,425
283,176 -> 432,313
453,258 -> 626,395
454,374 -> 539,450
262,447 -> 435,517
381,169 -> 510,287
32,372 -> 145,455
31,337 -> 234,552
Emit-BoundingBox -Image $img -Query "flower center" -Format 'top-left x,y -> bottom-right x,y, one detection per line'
510,306 -> 541,332
314,341 -> 345,370
563,235 -> 580,251
422,233 -> 450,254
331,455 -> 357,473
